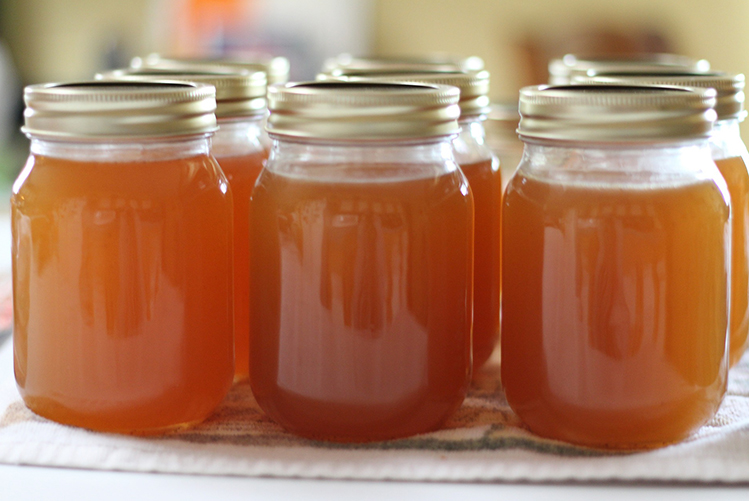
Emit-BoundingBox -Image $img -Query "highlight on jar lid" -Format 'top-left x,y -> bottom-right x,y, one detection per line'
323,70 -> 491,118
131,52 -> 290,84
574,72 -> 745,121
322,53 -> 484,75
266,81 -> 461,140
96,67 -> 267,119
548,53 -> 711,85
517,84 -> 717,142
22,81 -> 218,139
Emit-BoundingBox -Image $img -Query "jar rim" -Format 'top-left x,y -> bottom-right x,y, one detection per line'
267,81 -> 461,140
321,70 -> 491,118
322,53 -> 484,74
132,53 -> 290,85
96,67 -> 267,119
517,84 -> 717,142
574,72 -> 745,121
23,80 -> 218,140
548,52 -> 711,84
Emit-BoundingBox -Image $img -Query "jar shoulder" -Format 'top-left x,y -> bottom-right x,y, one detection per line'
265,140 -> 462,182
516,142 -> 722,187
12,152 -> 230,210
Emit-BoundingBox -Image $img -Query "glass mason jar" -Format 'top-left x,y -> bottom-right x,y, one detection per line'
211,116 -> 267,381
251,81 -> 473,442
713,116 -> 749,367
99,67 -> 269,380
502,85 -> 729,449
579,72 -> 749,368
548,53 -> 710,85
484,102 -> 523,194
452,103 -> 501,369
322,70 -> 502,370
12,82 -> 234,434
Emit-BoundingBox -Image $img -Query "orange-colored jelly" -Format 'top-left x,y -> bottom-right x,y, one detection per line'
249,167 -> 472,442
459,158 -> 501,368
12,153 -> 234,434
501,173 -> 729,448
714,155 -> 749,366
215,151 -> 267,379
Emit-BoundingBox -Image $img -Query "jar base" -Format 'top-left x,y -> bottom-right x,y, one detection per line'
522,425 -> 695,451
253,386 -> 465,443
507,395 -> 721,451
272,416 -> 453,444
21,395 -> 214,436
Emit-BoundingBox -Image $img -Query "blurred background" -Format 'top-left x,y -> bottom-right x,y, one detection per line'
0,0 -> 748,187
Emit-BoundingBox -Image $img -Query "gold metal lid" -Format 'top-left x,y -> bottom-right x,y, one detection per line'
23,81 -> 217,140
548,53 -> 710,85
131,53 -> 290,84
322,53 -> 484,74
96,67 -> 267,119
322,70 -> 490,118
518,84 -> 717,142
574,72 -> 745,121
267,81 -> 461,141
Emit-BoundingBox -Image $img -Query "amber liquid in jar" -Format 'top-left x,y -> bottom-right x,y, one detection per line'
250,166 -> 472,442
459,157 -> 501,367
715,155 -> 749,366
502,172 -> 729,448
215,150 -> 267,379
12,151 -> 234,434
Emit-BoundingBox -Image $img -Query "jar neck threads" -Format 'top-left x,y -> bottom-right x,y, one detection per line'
454,116 -> 494,165
28,136 -> 212,163
710,118 -> 749,161
267,137 -> 459,182
212,117 -> 264,158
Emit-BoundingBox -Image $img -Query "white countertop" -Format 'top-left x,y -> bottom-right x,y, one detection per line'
1,462 -> 748,501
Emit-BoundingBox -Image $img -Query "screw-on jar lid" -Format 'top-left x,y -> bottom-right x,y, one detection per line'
322,70 -> 490,118
322,53 -> 484,74
23,81 -> 218,140
131,53 -> 290,84
96,67 -> 267,119
548,53 -> 710,85
267,81 -> 461,141
517,84 -> 717,142
574,72 -> 745,121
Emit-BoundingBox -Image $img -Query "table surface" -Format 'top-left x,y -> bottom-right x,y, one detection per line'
0,462 -> 748,501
